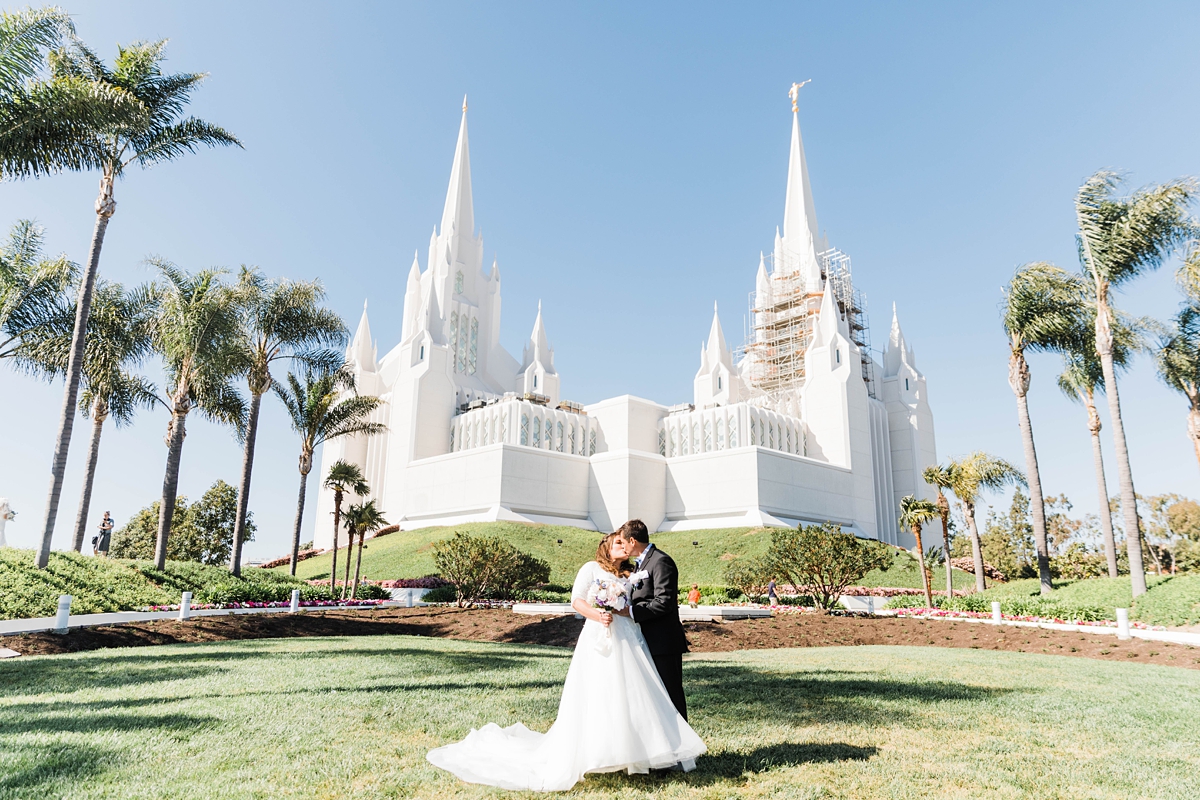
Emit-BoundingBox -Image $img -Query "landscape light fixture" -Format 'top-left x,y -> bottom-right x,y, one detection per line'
557,539 -> 563,546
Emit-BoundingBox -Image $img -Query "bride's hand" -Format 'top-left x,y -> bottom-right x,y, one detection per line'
598,610 -> 613,627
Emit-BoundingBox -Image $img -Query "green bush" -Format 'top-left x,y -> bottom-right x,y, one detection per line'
764,522 -> 893,609
422,585 -> 458,603
517,588 -> 571,603
351,582 -> 390,601
432,532 -> 552,605
1132,575 -> 1200,626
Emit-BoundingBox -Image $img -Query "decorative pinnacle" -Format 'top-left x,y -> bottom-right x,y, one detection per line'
462,94 -> 468,113
788,79 -> 811,112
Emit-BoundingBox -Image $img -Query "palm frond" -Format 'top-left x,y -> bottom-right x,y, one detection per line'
1002,262 -> 1090,354
0,6 -> 74,93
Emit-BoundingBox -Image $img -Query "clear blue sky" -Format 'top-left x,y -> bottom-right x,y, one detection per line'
2,1 -> 1198,560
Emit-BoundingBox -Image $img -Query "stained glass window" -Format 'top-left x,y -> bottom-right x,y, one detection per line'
557,421 -> 564,452
449,312 -> 459,373
658,428 -> 666,456
716,419 -> 724,450
728,417 -> 738,448
589,429 -> 597,456
520,414 -> 529,446
532,417 -> 541,448
450,426 -> 456,451
455,270 -> 464,294
703,420 -> 712,451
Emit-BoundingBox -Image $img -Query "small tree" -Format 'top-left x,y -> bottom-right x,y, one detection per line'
898,495 -> 939,608
724,556 -> 769,600
432,532 -> 551,607
342,499 -> 386,600
762,523 -> 892,611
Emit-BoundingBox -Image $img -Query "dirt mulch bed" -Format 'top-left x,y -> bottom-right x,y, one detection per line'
2,607 -> 1197,669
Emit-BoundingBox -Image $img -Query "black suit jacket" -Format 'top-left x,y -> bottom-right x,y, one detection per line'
629,546 -> 689,655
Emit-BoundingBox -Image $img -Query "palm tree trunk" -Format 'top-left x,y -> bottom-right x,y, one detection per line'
330,491 -> 342,598
342,523 -> 354,598
940,511 -> 953,598
1187,395 -> 1200,475
1009,350 -> 1053,595
913,525 -> 932,608
70,405 -> 108,552
229,390 -> 263,577
289,466 -> 310,577
1095,305 -> 1147,597
351,530 -> 365,600
155,404 -> 189,570
1084,396 -> 1119,578
35,177 -> 116,569
964,504 -> 987,592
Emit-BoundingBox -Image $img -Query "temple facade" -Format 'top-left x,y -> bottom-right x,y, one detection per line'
313,94 -> 938,549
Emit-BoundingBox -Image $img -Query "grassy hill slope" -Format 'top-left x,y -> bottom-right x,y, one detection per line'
284,521 -> 979,590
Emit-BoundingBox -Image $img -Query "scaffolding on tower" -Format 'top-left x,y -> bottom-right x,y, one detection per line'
742,247 -> 876,408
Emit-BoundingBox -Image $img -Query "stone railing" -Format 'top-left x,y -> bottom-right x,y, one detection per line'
450,397 -> 597,457
658,402 -> 803,458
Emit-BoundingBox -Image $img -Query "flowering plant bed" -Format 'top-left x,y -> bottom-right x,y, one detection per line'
887,606 -> 1166,630
139,599 -> 391,612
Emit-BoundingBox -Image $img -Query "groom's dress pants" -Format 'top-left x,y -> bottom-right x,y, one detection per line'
652,653 -> 687,721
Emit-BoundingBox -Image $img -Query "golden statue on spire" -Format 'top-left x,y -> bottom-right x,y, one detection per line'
788,80 -> 811,112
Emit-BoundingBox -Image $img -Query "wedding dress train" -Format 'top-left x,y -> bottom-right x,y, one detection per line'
426,561 -> 706,791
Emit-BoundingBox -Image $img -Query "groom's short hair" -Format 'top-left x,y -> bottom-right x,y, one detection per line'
619,519 -> 649,544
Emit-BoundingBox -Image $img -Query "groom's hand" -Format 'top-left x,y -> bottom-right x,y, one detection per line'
614,607 -> 631,617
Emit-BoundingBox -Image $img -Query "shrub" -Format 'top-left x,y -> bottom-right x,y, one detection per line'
432,532 -> 551,605
724,559 -> 769,599
764,522 -> 893,610
422,585 -> 458,603
1132,575 -> 1200,627
351,582 -> 390,601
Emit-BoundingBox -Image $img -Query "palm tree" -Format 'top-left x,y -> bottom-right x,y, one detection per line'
148,260 -> 246,570
323,460 -> 368,597
343,499 -> 387,600
898,494 -> 939,609
227,267 -> 346,576
944,452 -> 1026,592
17,280 -> 158,552
922,464 -> 956,598
27,39 -> 240,569
0,7 -> 145,179
1057,311 -> 1144,578
274,367 -> 383,576
1002,263 -> 1089,595
1157,304 -> 1200,474
1075,171 -> 1196,597
0,220 -> 74,365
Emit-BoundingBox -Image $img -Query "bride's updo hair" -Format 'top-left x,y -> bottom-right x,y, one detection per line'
595,532 -> 632,578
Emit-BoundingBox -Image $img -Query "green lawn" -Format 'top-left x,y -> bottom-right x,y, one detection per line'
2,636 -> 1197,798
964,575 -> 1200,626
286,521 -> 978,590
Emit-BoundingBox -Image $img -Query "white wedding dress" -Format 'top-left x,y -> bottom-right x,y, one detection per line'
426,561 -> 707,791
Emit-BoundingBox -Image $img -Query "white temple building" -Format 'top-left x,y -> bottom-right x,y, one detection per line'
314,93 -> 938,549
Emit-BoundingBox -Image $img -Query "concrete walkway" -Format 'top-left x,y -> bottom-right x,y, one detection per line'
0,603 -> 396,638
878,610 -> 1200,647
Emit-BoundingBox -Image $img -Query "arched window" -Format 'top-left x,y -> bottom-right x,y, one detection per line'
449,312 -> 459,373
749,418 -> 757,448
533,374 -> 538,389
716,418 -> 725,450
556,421 -> 564,452
728,417 -> 738,448
703,420 -> 712,451
532,417 -> 541,448
670,427 -> 678,457
520,414 -> 529,446
589,429 -> 597,456
657,428 -> 666,456
455,270 -> 464,294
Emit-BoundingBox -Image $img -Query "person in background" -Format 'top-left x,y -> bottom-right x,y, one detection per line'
767,578 -> 778,605
687,584 -> 701,608
95,512 -> 114,557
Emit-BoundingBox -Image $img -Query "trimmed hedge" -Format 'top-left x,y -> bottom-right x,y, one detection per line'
1132,575 -> 1200,627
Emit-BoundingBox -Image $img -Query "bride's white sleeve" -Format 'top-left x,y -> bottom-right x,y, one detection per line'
571,562 -> 595,603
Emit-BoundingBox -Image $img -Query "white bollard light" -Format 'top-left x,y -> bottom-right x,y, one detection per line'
405,588 -> 414,608
991,601 -> 1002,623
54,594 -> 72,634
1116,607 -> 1131,640
866,596 -> 875,615
179,591 -> 192,620
290,589 -> 301,613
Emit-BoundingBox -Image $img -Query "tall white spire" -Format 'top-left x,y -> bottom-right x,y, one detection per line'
885,302 -> 916,376
349,300 -> 376,371
782,97 -> 819,249
440,97 -> 475,240
528,300 -> 552,368
704,302 -> 732,369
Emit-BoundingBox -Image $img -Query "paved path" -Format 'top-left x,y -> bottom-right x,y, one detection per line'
0,603 -> 397,637
876,610 -> 1200,647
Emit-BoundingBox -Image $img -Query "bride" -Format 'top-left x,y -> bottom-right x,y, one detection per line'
426,532 -> 706,791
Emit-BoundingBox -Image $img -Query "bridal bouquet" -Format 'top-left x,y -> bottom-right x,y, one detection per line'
586,577 -> 629,655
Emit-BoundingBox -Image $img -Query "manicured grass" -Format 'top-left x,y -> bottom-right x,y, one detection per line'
287,521 -> 978,590
1,636 -> 1197,799
0,549 -> 311,619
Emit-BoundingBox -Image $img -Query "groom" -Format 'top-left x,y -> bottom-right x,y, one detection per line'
618,519 -> 689,720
